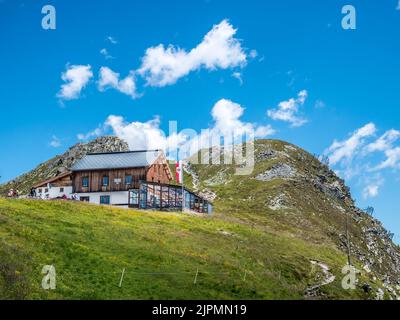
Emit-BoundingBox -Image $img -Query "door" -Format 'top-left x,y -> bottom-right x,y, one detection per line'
129,190 -> 139,208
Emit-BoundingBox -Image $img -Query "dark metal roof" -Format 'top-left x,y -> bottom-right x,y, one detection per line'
71,150 -> 161,171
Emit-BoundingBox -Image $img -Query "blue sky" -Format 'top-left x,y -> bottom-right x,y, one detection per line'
1,0 -> 400,241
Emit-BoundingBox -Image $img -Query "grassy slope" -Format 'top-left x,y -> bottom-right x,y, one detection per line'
0,198 -> 377,300
0,157 -> 59,196
189,140 -> 358,245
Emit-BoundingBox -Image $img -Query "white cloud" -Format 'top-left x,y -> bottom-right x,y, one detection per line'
105,115 -> 187,151
374,147 -> 400,170
77,126 -> 103,141
314,100 -> 326,109
325,123 -> 376,165
325,124 -> 400,201
98,67 -> 138,98
106,36 -> 118,44
363,183 -> 380,199
231,72 -> 243,85
138,19 -> 248,87
267,90 -> 308,127
210,99 -> 274,137
79,99 -> 274,158
249,49 -> 258,59
57,65 -> 93,100
362,175 -> 384,199
59,20 -> 253,100
365,129 -> 400,153
100,48 -> 114,60
180,99 -> 274,158
49,135 -> 61,148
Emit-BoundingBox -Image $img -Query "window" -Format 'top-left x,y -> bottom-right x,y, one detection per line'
102,176 -> 109,187
125,175 -> 132,185
45,188 -> 49,193
60,187 -> 64,192
80,196 -> 90,202
185,192 -> 190,209
129,190 -> 138,206
100,195 -> 110,205
82,177 -> 89,188
38,189 -> 42,193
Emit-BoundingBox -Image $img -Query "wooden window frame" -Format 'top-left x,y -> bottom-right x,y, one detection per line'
125,175 -> 132,185
102,176 -> 109,187
82,176 -> 89,188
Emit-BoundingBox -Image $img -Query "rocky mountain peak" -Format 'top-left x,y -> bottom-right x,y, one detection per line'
55,136 -> 130,174
0,136 -> 129,195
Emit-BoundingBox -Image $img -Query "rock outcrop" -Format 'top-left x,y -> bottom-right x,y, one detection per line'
255,163 -> 297,181
0,136 -> 129,195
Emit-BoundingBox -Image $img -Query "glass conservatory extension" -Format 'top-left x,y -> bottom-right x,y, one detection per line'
128,181 -> 212,214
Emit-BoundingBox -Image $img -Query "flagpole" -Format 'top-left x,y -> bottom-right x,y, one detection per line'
176,150 -> 184,213
181,159 -> 185,212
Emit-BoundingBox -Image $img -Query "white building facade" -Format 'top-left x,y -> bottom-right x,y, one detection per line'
32,172 -> 74,200
35,185 -> 73,200
75,191 -> 129,207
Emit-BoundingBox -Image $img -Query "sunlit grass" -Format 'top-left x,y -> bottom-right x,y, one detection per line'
0,198 -> 375,300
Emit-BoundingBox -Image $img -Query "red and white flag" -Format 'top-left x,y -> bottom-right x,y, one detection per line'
175,160 -> 183,184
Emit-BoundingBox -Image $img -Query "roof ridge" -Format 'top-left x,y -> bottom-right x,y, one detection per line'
32,171 -> 72,188
87,149 -> 161,156
70,149 -> 162,171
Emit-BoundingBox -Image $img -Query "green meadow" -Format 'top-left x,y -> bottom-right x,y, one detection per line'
0,198 -> 375,300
